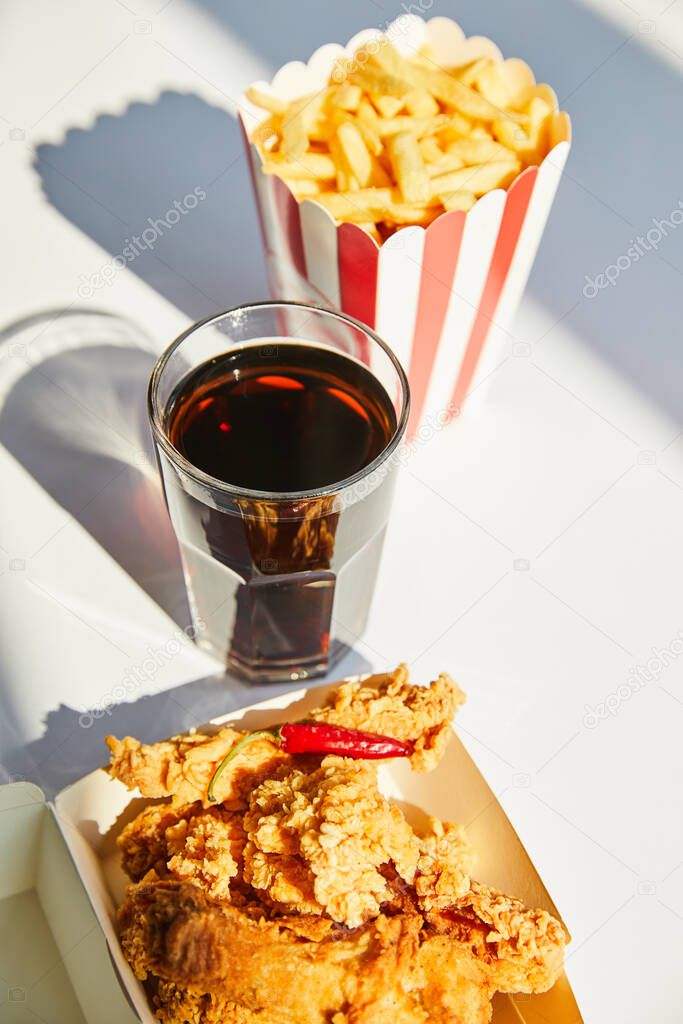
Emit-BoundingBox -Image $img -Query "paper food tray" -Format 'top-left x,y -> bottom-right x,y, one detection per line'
1,681 -> 583,1022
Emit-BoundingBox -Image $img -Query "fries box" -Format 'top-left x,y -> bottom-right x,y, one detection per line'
239,15 -> 571,436
0,680 -> 583,1023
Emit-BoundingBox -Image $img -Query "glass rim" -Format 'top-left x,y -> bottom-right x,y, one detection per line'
147,300 -> 410,502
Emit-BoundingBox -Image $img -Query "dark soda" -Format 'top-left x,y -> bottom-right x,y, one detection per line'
167,343 -> 396,493
160,343 -> 399,679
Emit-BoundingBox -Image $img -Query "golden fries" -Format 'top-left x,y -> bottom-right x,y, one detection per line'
370,92 -> 404,118
429,160 -> 520,198
387,132 -> 430,203
473,61 -> 511,108
419,136 -> 445,165
315,188 -> 441,225
445,137 -> 516,165
426,153 -> 464,176
332,83 -> 362,112
348,67 -> 413,100
376,114 -> 449,139
281,92 -> 323,160
262,152 -> 337,180
438,190 -> 477,212
337,121 -> 373,187
404,87 -> 440,118
245,85 -> 288,116
246,34 -> 563,237
409,66 -> 527,124
455,57 -> 491,87
283,178 -> 323,200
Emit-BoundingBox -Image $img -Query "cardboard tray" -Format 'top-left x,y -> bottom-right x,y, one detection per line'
1,682 -> 583,1022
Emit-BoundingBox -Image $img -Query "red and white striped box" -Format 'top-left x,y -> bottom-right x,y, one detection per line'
239,16 -> 571,436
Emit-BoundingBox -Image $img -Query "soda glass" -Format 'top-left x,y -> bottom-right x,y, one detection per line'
148,301 -> 409,682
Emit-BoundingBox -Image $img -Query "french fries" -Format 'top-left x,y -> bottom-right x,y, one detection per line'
386,132 -> 430,203
281,92 -> 324,160
245,85 -> 288,116
439,190 -> 477,212
429,161 -> 520,198
419,136 -> 445,165
314,188 -> 442,226
445,137 -> 516,165
337,121 -> 373,187
247,34 -> 562,238
332,83 -> 362,112
261,152 -> 337,180
375,114 -> 449,139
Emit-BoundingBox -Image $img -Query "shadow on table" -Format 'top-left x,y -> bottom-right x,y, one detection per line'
30,4 -> 683,423
0,308 -> 191,628
34,90 -> 267,322
0,308 -> 372,797
0,644 -> 371,798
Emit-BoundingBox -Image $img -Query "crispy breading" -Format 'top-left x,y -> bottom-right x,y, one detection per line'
118,765 -> 477,929
106,666 -> 465,809
106,728 -> 291,808
426,881 -> 567,993
415,816 -> 474,911
152,981 -> 270,1024
111,671 -> 567,1024
117,876 -> 563,1024
118,879 -> 492,1024
309,664 -> 465,771
243,756 -> 420,926
117,802 -> 246,901
117,803 -> 192,881
164,807 -> 246,901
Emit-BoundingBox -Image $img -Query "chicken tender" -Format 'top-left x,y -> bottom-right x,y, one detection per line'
106,666 -> 464,808
110,669 -> 567,1024
310,664 -> 465,771
243,756 -> 420,926
117,801 -> 247,901
415,816 -> 474,910
428,881 -> 567,994
117,876 -> 564,1024
106,728 -> 291,808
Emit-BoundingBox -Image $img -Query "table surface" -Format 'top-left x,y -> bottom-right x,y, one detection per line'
2,0 -> 683,1019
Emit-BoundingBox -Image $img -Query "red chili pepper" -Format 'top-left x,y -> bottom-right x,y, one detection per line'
207,723 -> 411,802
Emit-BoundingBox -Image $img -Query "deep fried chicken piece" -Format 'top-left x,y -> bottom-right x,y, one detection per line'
150,980 -> 270,1024
106,728 -> 292,808
117,802 -> 247,900
310,664 -> 465,772
117,877 -> 564,1024
118,879 -> 493,1024
427,881 -> 567,994
415,816 -> 474,910
117,759 -> 477,929
242,756 -> 420,926
106,667 -> 464,808
112,671 -> 566,1024
117,803 -> 192,881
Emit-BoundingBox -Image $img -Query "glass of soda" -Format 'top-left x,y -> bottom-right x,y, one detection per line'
148,301 -> 409,682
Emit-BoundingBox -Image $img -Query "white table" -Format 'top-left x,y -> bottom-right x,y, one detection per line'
2,1 -> 683,1019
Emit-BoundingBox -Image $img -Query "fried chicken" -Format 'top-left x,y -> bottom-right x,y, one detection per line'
426,883 -> 567,995
415,817 -> 474,910
106,727 -> 292,808
242,756 -> 420,925
106,666 -> 464,808
309,664 -> 465,772
110,668 -> 567,1024
117,801 -> 248,900
118,876 -> 563,1024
